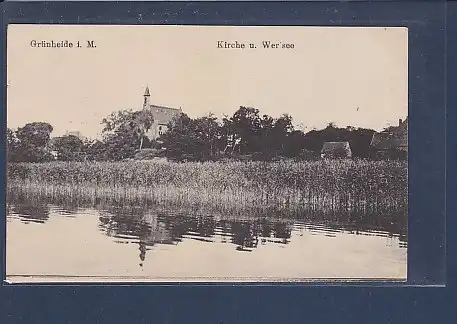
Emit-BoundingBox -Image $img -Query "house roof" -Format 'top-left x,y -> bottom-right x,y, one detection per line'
370,132 -> 393,149
370,119 -> 408,150
148,104 -> 181,125
321,141 -> 351,154
371,133 -> 407,150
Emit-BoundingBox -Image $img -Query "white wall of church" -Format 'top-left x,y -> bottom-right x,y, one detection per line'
145,122 -> 170,141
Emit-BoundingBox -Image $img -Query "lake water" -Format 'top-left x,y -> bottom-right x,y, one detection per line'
6,201 -> 407,282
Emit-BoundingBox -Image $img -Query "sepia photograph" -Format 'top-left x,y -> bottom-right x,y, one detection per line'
6,25 -> 408,282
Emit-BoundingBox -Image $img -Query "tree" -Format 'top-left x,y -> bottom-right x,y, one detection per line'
85,140 -> 108,161
52,135 -> 86,161
220,108 -> 296,159
99,109 -> 155,160
160,113 -> 220,161
192,113 -> 222,157
7,128 -> 20,162
348,128 -> 376,158
283,130 -> 306,158
102,109 -> 155,149
257,114 -> 275,156
271,114 -> 294,155
220,116 -> 236,153
133,110 -> 155,150
16,122 -> 53,147
225,106 -> 262,154
274,114 -> 294,134
15,122 -> 54,162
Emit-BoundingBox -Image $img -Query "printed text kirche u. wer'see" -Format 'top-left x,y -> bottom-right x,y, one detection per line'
217,40 -> 295,49
29,40 -> 97,48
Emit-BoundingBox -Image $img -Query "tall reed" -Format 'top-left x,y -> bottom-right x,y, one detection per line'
7,159 -> 407,222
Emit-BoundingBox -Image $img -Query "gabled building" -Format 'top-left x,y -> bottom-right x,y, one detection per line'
320,141 -> 352,159
141,86 -> 182,141
370,118 -> 408,159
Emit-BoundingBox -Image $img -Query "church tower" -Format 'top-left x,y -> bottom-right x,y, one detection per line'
143,86 -> 151,110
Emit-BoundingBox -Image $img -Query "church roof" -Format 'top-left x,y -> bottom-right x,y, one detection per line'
149,104 -> 181,125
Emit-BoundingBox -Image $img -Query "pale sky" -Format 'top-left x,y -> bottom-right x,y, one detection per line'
7,25 -> 408,139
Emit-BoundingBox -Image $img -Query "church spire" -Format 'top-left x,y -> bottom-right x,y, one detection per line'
144,86 -> 150,97
143,86 -> 150,109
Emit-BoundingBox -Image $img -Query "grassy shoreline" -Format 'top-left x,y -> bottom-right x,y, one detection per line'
7,159 -> 407,219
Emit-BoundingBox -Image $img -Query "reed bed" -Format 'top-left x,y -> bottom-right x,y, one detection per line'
7,159 -> 407,222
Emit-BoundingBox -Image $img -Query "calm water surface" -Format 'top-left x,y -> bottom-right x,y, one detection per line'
6,201 -> 407,282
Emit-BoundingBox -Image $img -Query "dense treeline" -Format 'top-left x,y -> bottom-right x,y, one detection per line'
7,106 -> 377,163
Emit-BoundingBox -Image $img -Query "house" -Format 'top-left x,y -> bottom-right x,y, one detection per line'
370,118 -> 408,159
64,131 -> 87,142
141,86 -> 182,141
320,141 -> 352,159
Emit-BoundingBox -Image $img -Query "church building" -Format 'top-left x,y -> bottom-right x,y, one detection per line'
141,86 -> 182,141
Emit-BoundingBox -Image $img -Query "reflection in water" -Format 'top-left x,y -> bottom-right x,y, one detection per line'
93,203 -> 406,266
6,197 -> 408,278
7,201 -> 50,224
97,207 -> 296,262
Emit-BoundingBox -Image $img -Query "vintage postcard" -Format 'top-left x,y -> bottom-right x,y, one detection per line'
6,24 -> 408,283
